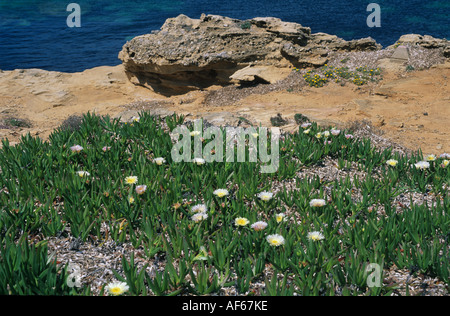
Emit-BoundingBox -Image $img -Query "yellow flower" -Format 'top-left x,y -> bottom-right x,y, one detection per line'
266,234 -> 285,247
235,217 -> 250,226
441,160 -> 449,168
105,281 -> 129,296
125,176 -> 138,185
128,196 -> 135,204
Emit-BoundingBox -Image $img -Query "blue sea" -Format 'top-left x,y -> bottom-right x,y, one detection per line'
0,0 -> 449,72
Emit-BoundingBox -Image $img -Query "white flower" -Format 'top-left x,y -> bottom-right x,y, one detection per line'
307,231 -> 325,241
190,130 -> 201,137
76,171 -> 90,178
323,131 -> 330,138
303,128 -> 311,134
310,199 -> 326,207
102,146 -> 111,152
414,161 -> 430,170
251,221 -> 268,231
425,154 -> 436,161
386,159 -> 398,167
128,196 -> 135,204
345,134 -> 354,139
439,153 -> 450,159
266,234 -> 285,247
251,132 -> 259,138
441,160 -> 449,168
315,132 -> 322,139
191,204 -> 208,213
125,176 -> 138,185
70,145 -> 83,153
135,185 -> 147,195
105,281 -> 129,296
275,213 -> 286,223
191,212 -> 208,223
213,189 -> 229,198
301,122 -> 312,129
235,217 -> 250,226
257,191 -> 273,201
192,157 -> 206,165
153,157 -> 166,165
131,116 -> 140,123
331,129 -> 341,136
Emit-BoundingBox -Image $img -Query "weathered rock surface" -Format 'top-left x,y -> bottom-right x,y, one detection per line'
118,14 -> 381,94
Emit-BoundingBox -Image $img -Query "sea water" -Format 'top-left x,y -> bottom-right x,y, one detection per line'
0,0 -> 448,72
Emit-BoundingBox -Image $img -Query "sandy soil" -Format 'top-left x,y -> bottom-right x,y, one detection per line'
0,60 -> 449,155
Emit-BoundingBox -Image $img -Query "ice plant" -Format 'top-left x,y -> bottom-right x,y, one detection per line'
257,191 -> 273,202
301,122 -> 312,129
315,132 -> 322,139
386,159 -> 398,167
70,145 -> 83,153
414,161 -> 430,170
266,234 -> 285,247
323,131 -> 330,138
307,231 -> 325,241
425,154 -> 436,162
441,160 -> 449,168
135,185 -> 147,195
102,146 -> 111,152
191,204 -> 208,213
192,158 -> 206,165
235,217 -> 250,226
331,129 -> 340,136
345,134 -> 354,139
439,153 -> 450,159
105,281 -> 129,296
275,213 -> 286,223
125,176 -> 138,185
303,128 -> 311,134
190,130 -> 201,137
153,157 -> 166,165
76,171 -> 90,178
251,221 -> 268,231
191,212 -> 208,223
310,199 -> 326,207
128,196 -> 135,204
213,189 -> 229,198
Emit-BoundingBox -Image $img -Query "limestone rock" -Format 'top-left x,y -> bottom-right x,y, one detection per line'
119,14 -> 383,94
